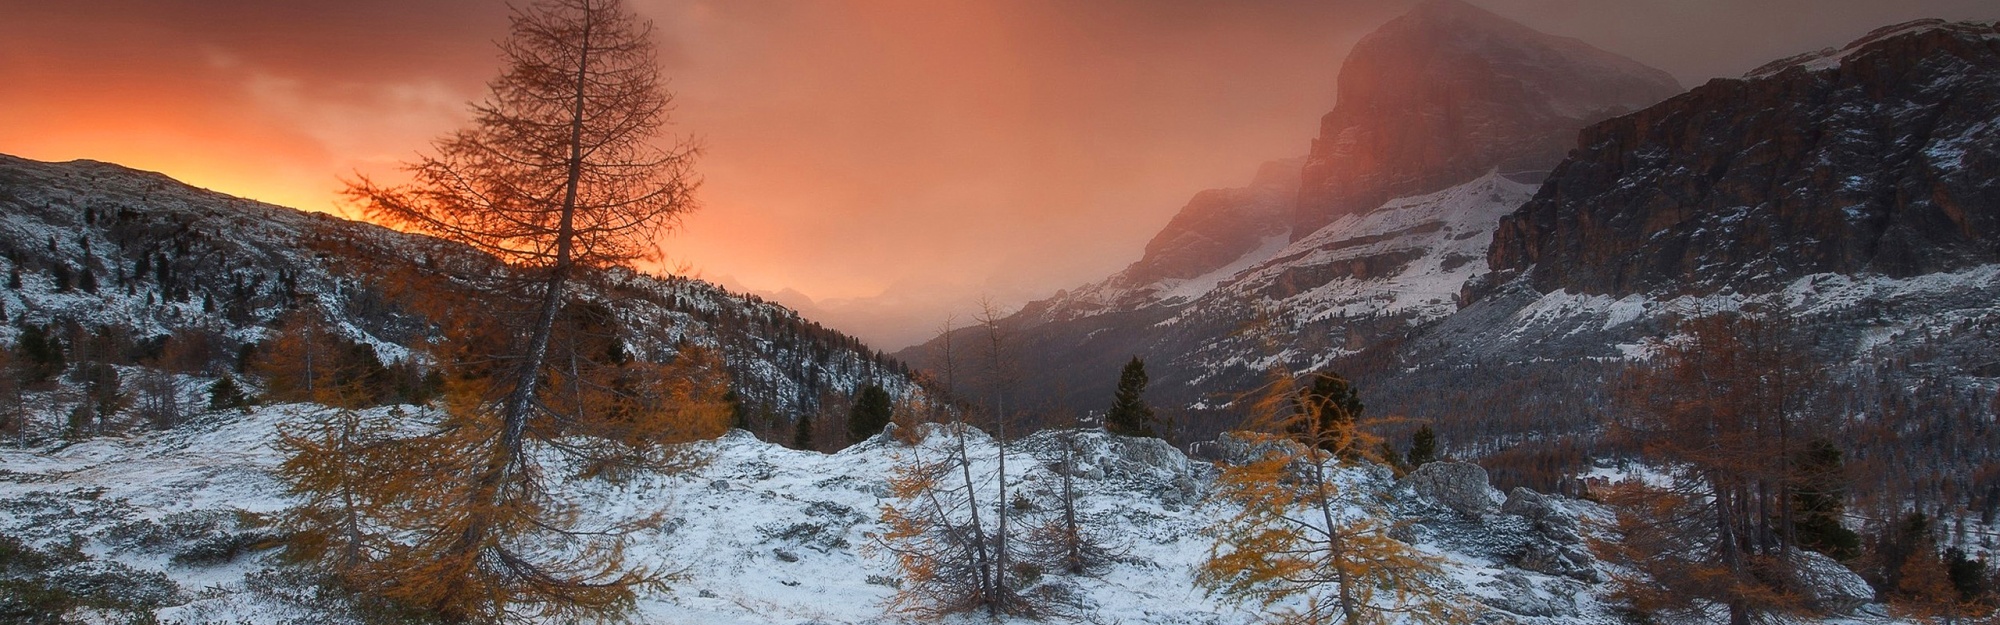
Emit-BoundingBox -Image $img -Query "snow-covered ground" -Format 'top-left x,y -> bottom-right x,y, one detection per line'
0,403 -> 1864,624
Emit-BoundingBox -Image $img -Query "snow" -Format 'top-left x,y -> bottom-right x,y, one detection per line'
1744,19 -> 2000,78
0,404 -> 1804,624
1154,233 -> 1291,305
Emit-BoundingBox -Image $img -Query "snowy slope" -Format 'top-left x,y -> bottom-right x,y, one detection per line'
0,404 -> 1841,624
0,153 -> 915,423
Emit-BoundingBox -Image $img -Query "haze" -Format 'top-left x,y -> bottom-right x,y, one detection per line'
4,0 -> 1996,349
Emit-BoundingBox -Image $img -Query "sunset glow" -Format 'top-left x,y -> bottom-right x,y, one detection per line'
5,0 -> 1996,347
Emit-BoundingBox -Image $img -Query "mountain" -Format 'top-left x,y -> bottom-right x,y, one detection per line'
896,0 -> 1678,428
1488,18 -> 2000,296
0,154 -> 915,425
1349,19 -> 2000,498
1292,0 -> 1681,237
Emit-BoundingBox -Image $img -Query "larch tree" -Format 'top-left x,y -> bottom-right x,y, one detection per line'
1104,356 -> 1156,437
337,0 -> 700,620
1198,367 -> 1465,625
1022,405 -> 1117,578
876,316 -> 1039,619
1599,312 -> 1824,625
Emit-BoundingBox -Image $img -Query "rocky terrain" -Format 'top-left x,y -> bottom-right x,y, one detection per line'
1487,19 -> 2000,296
1352,19 -> 2000,499
0,402 -> 1886,624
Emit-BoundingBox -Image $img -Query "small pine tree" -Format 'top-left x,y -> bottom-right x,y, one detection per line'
792,411 -> 815,451
1104,357 -> 1156,438
1407,425 -> 1438,467
847,384 -> 893,443
208,375 -> 250,411
6,266 -> 20,290
52,265 -> 72,292
1945,547 -> 1989,605
78,268 -> 97,293
1296,370 -> 1364,457
1793,438 -> 1860,560
16,324 -> 64,386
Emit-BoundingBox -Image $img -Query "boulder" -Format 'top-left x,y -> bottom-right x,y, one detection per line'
1790,549 -> 1873,615
1403,461 -> 1502,517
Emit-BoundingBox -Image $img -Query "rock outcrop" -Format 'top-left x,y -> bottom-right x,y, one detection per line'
1293,0 -> 1680,238
1488,20 -> 2000,296
1402,461 -> 1503,517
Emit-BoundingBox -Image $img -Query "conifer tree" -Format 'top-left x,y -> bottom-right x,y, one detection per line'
877,317 -> 1040,619
848,384 -> 893,443
1104,357 -> 1155,438
1023,411 -> 1117,577
278,403 -> 420,592
1296,371 -> 1364,457
332,0 -> 701,619
792,411 -> 815,451
1407,425 -> 1438,467
1601,313 -> 1821,625
15,323 -> 64,386
1792,438 -> 1859,560
1198,368 -> 1464,625
208,375 -> 249,411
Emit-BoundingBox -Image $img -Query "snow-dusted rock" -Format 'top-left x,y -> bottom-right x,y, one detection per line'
1403,461 -> 1504,518
1790,549 -> 1874,615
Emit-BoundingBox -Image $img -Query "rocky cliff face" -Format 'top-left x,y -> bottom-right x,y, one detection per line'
1487,20 -> 2000,297
1293,0 -> 1680,238
1344,20 -> 2000,510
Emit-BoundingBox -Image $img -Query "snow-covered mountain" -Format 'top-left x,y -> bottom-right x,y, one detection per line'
0,153 -> 916,426
0,404 -> 1887,623
896,0 -> 1675,425
1353,18 -> 2000,496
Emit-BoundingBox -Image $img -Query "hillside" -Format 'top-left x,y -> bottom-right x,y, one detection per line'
0,153 -> 916,435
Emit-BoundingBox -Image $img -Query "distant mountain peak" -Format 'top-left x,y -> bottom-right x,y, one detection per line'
1292,0 -> 1681,238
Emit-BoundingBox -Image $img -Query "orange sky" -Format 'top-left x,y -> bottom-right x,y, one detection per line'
4,0 -> 1996,348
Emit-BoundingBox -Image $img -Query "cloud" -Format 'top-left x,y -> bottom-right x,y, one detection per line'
4,0 -> 1997,346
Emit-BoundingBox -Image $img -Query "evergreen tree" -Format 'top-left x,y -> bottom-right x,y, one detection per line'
15,323 -> 64,385
1945,547 -> 1989,604
1296,370 -> 1364,457
52,265 -> 71,292
847,384 -> 893,443
1407,425 -> 1438,467
1793,438 -> 1860,560
208,375 -> 250,411
792,411 -> 814,451
6,265 -> 20,290
1104,357 -> 1156,438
